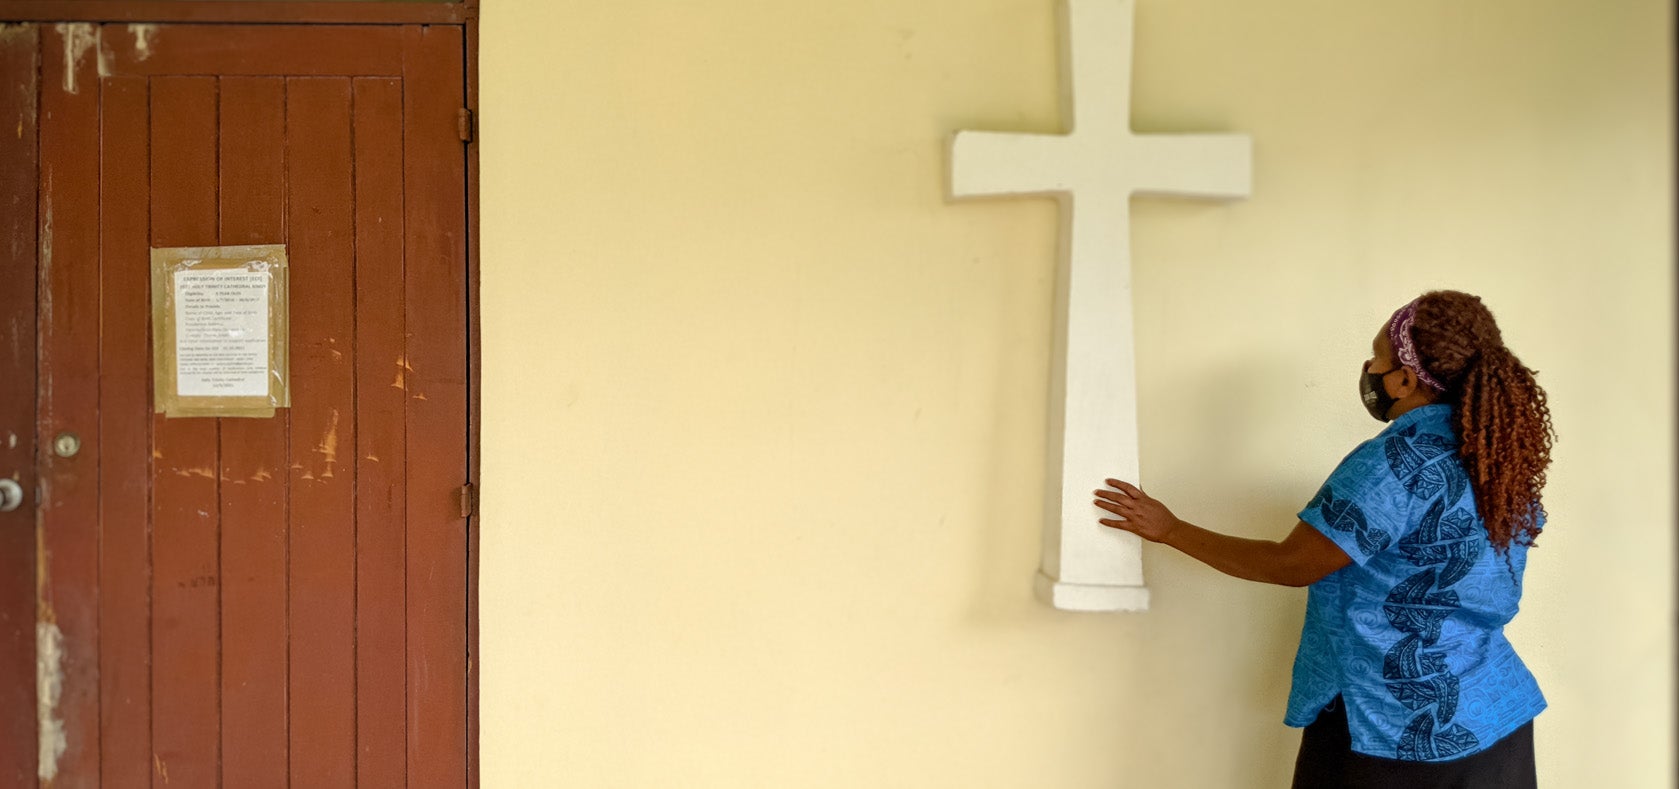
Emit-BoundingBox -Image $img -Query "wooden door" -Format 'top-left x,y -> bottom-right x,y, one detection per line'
3,20 -> 471,787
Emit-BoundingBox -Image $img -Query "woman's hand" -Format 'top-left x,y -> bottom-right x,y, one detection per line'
1093,479 -> 1183,544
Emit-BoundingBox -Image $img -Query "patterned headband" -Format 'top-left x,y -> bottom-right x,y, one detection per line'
1388,299 -> 1447,393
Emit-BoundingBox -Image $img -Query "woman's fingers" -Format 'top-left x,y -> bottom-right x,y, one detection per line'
1097,479 -> 1149,533
1093,498 -> 1128,515
1105,479 -> 1146,499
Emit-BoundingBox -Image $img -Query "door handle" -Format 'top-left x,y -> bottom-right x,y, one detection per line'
0,479 -> 21,513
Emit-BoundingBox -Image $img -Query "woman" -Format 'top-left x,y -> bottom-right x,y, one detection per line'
1094,290 -> 1553,788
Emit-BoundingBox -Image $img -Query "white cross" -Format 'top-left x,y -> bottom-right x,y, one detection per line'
949,0 -> 1251,612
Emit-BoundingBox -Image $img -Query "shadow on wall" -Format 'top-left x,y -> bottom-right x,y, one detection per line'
959,334 -> 1325,625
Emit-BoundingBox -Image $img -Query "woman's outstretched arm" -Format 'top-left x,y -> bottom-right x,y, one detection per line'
1094,479 -> 1352,587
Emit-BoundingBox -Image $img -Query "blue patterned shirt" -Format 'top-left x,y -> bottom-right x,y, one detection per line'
1285,403 -> 1546,761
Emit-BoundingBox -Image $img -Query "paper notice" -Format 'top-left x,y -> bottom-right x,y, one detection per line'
173,268 -> 271,397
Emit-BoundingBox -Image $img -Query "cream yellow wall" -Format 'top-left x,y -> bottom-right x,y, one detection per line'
480,1 -> 1673,786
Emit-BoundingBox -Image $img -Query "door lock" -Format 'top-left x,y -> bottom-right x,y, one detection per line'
0,479 -> 22,513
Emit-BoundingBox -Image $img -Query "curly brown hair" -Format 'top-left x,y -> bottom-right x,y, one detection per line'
1407,290 -> 1555,554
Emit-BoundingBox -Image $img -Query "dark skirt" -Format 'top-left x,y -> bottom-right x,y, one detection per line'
1291,696 -> 1536,789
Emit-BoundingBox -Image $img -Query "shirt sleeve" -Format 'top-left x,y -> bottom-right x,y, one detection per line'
1299,437 -> 1418,566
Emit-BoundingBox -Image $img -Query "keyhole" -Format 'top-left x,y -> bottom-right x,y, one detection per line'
54,433 -> 80,458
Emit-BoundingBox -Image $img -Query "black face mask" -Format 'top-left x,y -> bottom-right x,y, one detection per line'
1360,364 -> 1400,422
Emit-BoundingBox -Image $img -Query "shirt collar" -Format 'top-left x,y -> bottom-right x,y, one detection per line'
1381,402 -> 1453,436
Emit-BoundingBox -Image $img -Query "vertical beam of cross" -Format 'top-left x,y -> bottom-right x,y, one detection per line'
949,0 -> 1251,611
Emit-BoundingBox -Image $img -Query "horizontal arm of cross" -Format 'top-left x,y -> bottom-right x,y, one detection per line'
949,130 -> 1083,199
1125,134 -> 1252,199
952,129 -> 1252,201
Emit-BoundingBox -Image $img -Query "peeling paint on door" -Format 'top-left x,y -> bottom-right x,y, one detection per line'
127,24 -> 158,61
391,355 -> 411,390
53,24 -> 95,95
315,409 -> 340,479
36,620 -> 65,781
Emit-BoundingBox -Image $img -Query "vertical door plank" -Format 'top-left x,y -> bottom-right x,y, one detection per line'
37,22 -> 104,786
149,74 -> 222,789
218,75 -> 290,789
97,73 -> 153,789
0,23 -> 38,787
285,76 -> 358,787
402,25 -> 469,787
353,76 -> 409,788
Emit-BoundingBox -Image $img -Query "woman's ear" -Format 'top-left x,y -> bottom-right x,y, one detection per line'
1395,366 -> 1420,398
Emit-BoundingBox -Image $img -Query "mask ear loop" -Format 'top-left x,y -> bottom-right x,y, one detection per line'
1364,359 -> 1402,383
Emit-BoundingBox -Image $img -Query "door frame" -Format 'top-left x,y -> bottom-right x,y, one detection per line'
0,3 -> 483,786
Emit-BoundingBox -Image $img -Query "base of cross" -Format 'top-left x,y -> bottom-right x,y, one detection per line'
1034,571 -> 1151,612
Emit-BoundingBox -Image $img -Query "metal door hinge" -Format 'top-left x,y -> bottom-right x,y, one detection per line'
457,108 -> 474,143
458,483 -> 475,518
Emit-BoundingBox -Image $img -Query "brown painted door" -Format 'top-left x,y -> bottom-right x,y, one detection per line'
13,22 -> 469,787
